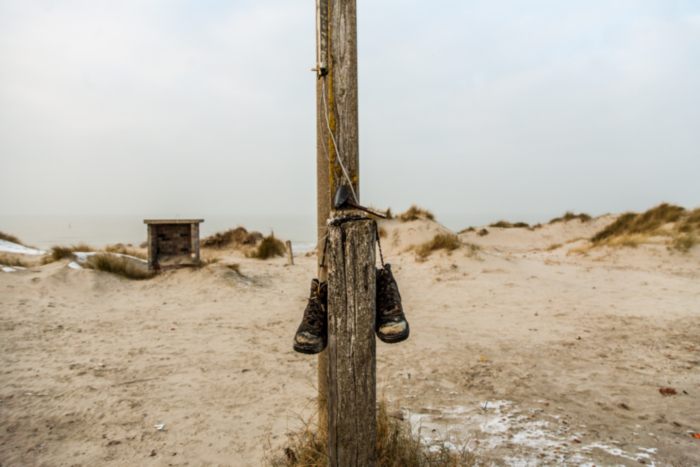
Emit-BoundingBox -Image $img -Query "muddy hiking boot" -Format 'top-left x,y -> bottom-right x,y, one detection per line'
376,264 -> 410,343
293,279 -> 328,355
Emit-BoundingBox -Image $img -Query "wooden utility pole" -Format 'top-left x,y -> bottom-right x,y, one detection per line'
316,1 -> 376,465
327,213 -> 376,466
315,0 -> 331,431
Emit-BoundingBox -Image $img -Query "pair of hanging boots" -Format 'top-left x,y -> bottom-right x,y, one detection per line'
293,264 -> 409,355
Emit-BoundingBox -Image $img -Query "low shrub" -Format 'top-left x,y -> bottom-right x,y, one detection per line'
248,233 -> 285,260
459,227 -> 475,234
398,205 -> 435,222
477,228 -> 489,237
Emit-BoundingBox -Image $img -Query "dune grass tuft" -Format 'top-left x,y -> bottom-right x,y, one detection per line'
547,243 -> 562,251
0,231 -> 22,245
459,227 -> 475,234
0,254 -> 29,267
82,253 -> 152,280
105,243 -> 147,260
264,397 -> 477,467
591,204 -> 686,244
489,220 -> 530,229
549,211 -> 592,224
202,227 -> 263,249
399,205 -> 435,222
414,234 -> 462,260
477,228 -> 489,237
378,226 -> 388,239
247,233 -> 285,260
47,243 -> 95,262
585,203 -> 699,251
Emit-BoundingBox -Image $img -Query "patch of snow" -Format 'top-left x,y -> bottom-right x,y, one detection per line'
408,400 -> 659,467
68,262 -> 83,269
2,266 -> 16,272
0,239 -> 46,255
72,251 -> 147,264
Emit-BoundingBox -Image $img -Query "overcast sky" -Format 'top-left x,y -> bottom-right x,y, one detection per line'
1,0 -> 698,223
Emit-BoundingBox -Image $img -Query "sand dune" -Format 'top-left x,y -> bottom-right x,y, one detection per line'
1,217 -> 699,466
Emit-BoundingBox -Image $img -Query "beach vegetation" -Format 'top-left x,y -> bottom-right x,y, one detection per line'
264,396 -> 477,467
81,253 -> 152,280
489,220 -> 529,229
378,226 -> 388,238
202,227 -> 263,249
584,203 -> 699,251
46,243 -> 95,263
0,231 -> 21,244
547,243 -> 562,251
413,234 -> 462,260
247,233 -> 285,260
591,204 -> 686,244
105,243 -> 147,260
0,254 -> 29,268
399,205 -> 435,222
549,212 -> 592,224
477,228 -> 489,237
458,227 -> 475,234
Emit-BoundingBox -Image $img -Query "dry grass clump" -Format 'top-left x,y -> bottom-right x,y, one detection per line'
82,253 -> 152,280
477,228 -> 489,237
378,226 -> 388,238
202,227 -> 263,249
105,243 -> 147,260
247,233 -> 285,260
399,205 -> 435,222
47,243 -> 95,262
586,203 -> 699,251
489,220 -> 529,229
549,211 -> 592,224
0,254 -> 29,267
458,227 -> 475,234
265,398 -> 477,467
546,243 -> 562,251
0,231 -> 21,244
413,234 -> 462,260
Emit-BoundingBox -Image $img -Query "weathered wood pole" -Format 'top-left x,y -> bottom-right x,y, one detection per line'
285,240 -> 294,266
327,213 -> 376,467
315,0 -> 331,428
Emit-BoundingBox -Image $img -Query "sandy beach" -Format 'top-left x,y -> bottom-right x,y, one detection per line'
1,215 -> 699,466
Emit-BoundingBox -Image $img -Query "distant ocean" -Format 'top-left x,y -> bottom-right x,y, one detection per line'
0,213 -> 542,253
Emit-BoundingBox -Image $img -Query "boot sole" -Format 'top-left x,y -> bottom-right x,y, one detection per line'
293,341 -> 326,355
377,322 -> 410,344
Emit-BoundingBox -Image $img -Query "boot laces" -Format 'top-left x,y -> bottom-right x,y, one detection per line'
377,271 -> 400,316
303,294 -> 325,328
